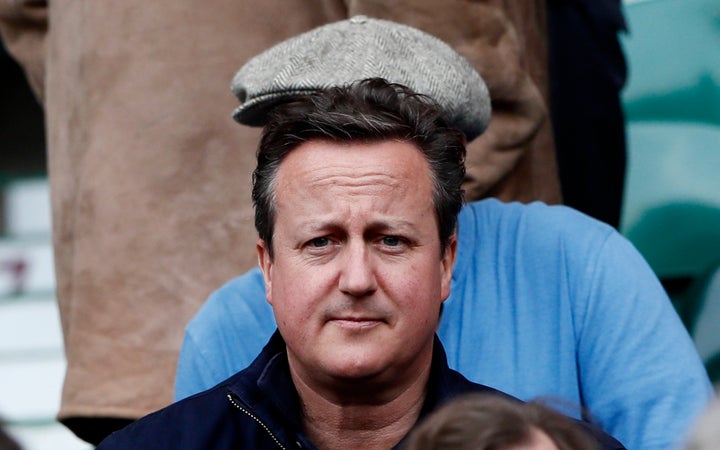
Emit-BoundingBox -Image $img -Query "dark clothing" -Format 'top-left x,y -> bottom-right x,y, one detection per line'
548,0 -> 628,228
97,331 -> 624,449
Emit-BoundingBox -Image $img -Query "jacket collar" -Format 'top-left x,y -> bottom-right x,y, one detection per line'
226,329 -> 494,447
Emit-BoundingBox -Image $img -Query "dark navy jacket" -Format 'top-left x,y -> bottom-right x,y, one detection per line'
97,331 -> 625,449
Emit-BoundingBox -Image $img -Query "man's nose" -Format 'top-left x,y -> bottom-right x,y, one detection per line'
338,242 -> 378,298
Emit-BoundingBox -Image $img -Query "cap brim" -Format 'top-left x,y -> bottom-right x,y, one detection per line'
232,88 -> 320,126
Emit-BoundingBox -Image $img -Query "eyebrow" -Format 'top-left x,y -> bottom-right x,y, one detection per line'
364,219 -> 418,234
296,218 -> 420,235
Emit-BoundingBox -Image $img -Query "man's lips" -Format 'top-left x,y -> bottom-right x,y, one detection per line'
323,303 -> 392,328
328,316 -> 385,329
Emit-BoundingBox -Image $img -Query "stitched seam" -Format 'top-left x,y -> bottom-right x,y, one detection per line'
227,393 -> 286,450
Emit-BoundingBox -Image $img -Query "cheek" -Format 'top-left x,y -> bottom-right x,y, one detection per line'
412,258 -> 446,293
382,262 -> 444,309
270,265 -> 328,321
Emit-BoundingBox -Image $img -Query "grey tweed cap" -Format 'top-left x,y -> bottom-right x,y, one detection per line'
231,15 -> 491,141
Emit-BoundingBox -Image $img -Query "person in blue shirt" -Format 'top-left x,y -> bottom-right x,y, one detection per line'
174,15 -> 712,450
176,197 -> 712,450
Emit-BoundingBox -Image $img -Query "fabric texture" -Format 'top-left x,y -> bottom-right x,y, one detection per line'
231,15 -> 491,141
101,331 -> 623,449
176,199 -> 713,450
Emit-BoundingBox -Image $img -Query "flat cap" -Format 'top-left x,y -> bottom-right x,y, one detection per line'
231,15 -> 491,141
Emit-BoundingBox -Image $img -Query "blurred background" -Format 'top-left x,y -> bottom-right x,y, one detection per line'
0,0 -> 718,448
0,22 -> 89,449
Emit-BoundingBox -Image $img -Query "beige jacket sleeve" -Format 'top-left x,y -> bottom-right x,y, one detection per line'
0,0 -> 47,99
351,0 -> 560,203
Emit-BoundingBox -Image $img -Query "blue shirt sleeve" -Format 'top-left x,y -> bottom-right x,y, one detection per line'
574,229 -> 713,450
174,268 -> 275,400
443,199 -> 712,450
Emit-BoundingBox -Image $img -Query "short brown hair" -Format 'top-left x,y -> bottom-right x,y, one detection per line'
252,78 -> 466,258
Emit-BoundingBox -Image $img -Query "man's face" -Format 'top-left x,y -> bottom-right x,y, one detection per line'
257,139 -> 456,390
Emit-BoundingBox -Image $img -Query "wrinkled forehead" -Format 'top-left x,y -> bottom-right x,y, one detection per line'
277,138 -> 433,185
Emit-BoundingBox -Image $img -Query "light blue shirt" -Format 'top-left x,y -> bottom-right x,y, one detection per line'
175,199 -> 713,450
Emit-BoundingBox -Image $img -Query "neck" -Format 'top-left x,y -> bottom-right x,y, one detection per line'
292,362 -> 431,450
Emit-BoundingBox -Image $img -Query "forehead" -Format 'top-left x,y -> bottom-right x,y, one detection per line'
275,139 -> 434,198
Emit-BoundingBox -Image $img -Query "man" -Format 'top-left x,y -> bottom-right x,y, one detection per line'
98,79 -> 622,449
0,3 -> 557,442
177,203 -> 713,450
175,16 -> 713,450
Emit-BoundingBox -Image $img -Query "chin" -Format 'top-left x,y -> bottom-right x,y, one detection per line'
323,353 -> 387,382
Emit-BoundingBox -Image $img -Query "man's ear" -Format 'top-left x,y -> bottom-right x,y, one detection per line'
256,238 -> 273,305
440,234 -> 457,302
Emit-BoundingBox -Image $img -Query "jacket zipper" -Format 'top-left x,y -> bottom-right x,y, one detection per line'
227,393 -> 287,449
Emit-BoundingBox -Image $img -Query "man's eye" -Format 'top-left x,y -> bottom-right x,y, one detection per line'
381,236 -> 402,246
310,237 -> 330,247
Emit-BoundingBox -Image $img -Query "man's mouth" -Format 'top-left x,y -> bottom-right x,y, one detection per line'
329,316 -> 384,330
